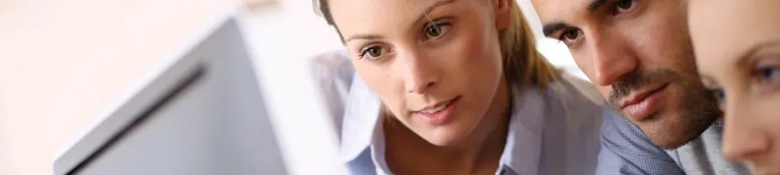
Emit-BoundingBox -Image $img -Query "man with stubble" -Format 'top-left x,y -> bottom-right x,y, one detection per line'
529,0 -> 750,174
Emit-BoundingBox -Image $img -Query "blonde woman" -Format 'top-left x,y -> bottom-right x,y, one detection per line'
689,0 -> 780,174
313,0 -> 605,174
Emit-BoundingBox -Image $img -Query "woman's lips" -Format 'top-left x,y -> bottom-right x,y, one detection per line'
412,97 -> 460,125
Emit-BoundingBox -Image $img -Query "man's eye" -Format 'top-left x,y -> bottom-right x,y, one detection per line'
612,0 -> 637,15
558,28 -> 582,46
359,46 -> 384,60
423,21 -> 452,40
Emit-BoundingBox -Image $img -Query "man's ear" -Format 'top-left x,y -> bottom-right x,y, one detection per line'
494,0 -> 512,30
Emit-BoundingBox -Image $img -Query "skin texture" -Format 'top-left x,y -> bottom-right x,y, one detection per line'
530,0 -> 719,149
689,0 -> 780,174
328,0 -> 515,174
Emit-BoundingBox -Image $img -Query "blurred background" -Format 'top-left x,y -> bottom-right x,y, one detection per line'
0,0 -> 578,174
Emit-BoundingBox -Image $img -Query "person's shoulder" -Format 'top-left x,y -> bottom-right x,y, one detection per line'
555,72 -> 604,106
542,71 -> 605,122
308,49 -> 382,164
533,71 -> 606,140
309,49 -> 356,140
513,72 -> 604,174
596,106 -> 687,175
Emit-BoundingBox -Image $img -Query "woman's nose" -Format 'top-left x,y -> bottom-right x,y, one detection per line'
722,101 -> 771,161
398,51 -> 438,94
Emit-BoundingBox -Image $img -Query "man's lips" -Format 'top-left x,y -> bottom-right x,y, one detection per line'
619,83 -> 670,109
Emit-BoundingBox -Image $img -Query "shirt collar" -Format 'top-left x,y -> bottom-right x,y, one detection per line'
339,78 -> 548,174
339,73 -> 383,163
499,86 -> 546,174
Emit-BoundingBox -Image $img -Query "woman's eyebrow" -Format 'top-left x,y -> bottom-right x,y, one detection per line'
736,40 -> 780,68
412,0 -> 456,25
345,34 -> 383,43
345,0 -> 456,43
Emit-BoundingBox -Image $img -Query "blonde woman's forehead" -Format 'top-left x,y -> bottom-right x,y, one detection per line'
689,0 -> 780,57
689,0 -> 780,80
328,0 -> 454,23
329,1 -> 470,28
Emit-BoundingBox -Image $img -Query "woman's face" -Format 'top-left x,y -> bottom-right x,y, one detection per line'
689,0 -> 780,173
328,0 -> 511,146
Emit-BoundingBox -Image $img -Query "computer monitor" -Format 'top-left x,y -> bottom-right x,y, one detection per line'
53,15 -> 287,175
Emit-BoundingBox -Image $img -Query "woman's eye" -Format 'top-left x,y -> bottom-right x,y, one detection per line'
558,28 -> 582,46
423,21 -> 452,40
359,46 -> 384,60
708,88 -> 727,111
612,0 -> 637,15
755,66 -> 780,84
710,88 -> 726,104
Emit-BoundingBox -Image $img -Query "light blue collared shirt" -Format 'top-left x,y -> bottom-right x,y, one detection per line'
311,50 -> 606,175
596,106 -> 750,175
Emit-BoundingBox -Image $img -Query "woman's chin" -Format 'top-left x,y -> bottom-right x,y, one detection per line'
406,113 -> 479,147
418,127 -> 471,147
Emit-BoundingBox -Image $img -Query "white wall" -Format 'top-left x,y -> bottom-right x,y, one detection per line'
0,0 -> 231,174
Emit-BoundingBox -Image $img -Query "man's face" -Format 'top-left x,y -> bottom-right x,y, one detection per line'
531,0 -> 719,149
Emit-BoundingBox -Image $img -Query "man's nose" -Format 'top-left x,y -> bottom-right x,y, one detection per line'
587,33 -> 638,86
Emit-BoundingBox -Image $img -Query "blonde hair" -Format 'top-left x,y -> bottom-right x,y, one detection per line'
499,2 -> 559,88
318,0 -> 559,116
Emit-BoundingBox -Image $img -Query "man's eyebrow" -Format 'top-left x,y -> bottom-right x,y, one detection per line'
541,0 -> 607,37
587,0 -> 609,12
542,22 -> 572,37
737,40 -> 780,68
413,0 -> 456,25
